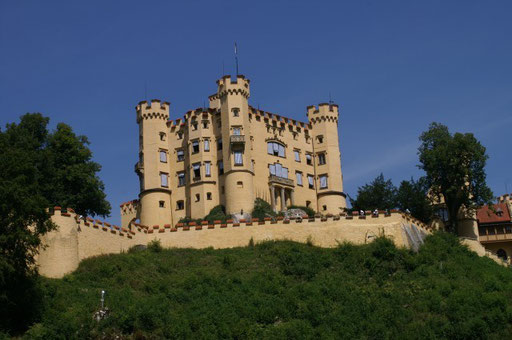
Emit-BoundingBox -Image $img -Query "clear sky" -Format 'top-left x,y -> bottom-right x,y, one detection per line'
1,1 -> 511,225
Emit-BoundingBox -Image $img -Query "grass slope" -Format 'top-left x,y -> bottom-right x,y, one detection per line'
24,233 -> 512,339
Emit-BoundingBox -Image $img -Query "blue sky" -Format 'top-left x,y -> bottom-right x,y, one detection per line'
1,1 -> 511,225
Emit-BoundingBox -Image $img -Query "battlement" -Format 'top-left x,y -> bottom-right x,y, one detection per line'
216,75 -> 250,98
136,99 -> 170,122
307,103 -> 339,124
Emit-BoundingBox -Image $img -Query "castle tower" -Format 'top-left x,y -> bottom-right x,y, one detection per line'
216,75 -> 255,215
307,103 -> 346,214
135,100 -> 173,227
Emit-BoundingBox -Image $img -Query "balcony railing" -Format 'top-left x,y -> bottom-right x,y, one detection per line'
230,135 -> 245,144
269,175 -> 294,187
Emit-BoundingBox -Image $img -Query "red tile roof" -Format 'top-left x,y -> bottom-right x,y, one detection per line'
477,202 -> 511,224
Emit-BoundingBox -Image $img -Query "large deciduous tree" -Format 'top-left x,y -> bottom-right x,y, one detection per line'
418,122 -> 493,233
0,113 -> 110,333
396,177 -> 434,224
350,173 -> 397,211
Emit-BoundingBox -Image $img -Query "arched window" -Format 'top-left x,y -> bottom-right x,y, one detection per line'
497,249 -> 508,260
267,141 -> 285,157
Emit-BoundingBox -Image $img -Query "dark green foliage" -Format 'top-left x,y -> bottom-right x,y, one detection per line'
24,233 -> 512,338
350,173 -> 397,211
204,205 -> 228,223
0,113 -> 110,335
288,205 -> 316,217
418,122 -> 493,232
251,198 -> 276,220
147,239 -> 162,253
396,177 -> 435,223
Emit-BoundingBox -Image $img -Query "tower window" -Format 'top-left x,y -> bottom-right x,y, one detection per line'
306,200 -> 311,208
296,171 -> 303,186
177,149 -> 185,162
192,163 -> 201,179
232,108 -> 240,117
267,142 -> 285,157
160,173 -> 168,188
204,139 -> 210,152
192,140 -> 200,154
177,171 -> 186,187
218,161 -> 224,175
159,201 -> 165,208
202,121 -> 209,129
217,139 -> 223,151
195,194 -> 200,202
177,131 -> 183,140
233,126 -> 241,135
237,181 -> 243,188
307,175 -> 314,189
159,132 -> 166,141
306,154 -> 312,165
234,150 -> 243,165
317,135 -> 324,144
294,150 -> 301,162
323,205 -> 327,211
207,192 -> 212,200
192,122 -> 198,130
160,150 -> 167,163
176,200 -> 184,210
205,162 -> 211,177
319,174 -> 328,189
318,153 -> 326,165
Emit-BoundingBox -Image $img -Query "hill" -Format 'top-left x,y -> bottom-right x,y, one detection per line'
20,233 -> 512,339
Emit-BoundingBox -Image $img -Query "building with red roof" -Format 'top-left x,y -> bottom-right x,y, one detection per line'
477,194 -> 512,263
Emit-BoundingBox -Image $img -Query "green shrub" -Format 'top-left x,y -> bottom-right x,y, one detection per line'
204,205 -> 228,223
251,198 -> 275,220
147,239 -> 162,253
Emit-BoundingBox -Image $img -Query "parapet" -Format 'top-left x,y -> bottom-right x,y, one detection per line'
216,75 -> 250,99
136,99 -> 170,123
307,103 -> 339,124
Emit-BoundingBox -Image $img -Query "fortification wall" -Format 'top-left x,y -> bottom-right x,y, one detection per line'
37,209 -> 431,278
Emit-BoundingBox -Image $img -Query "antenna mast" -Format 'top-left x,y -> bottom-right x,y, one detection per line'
234,42 -> 239,76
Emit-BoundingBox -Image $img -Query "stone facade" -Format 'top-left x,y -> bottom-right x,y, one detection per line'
125,75 -> 346,229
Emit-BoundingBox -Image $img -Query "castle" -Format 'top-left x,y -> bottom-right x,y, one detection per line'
120,75 -> 346,229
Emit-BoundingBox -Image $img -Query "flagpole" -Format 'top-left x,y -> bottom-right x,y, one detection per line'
235,43 -> 239,76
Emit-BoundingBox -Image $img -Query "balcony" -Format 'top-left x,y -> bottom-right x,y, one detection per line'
134,161 -> 144,174
230,135 -> 245,144
269,175 -> 294,187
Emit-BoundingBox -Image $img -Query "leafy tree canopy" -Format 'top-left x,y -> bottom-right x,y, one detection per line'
0,113 -> 110,333
396,177 -> 434,223
350,173 -> 397,211
418,122 -> 493,233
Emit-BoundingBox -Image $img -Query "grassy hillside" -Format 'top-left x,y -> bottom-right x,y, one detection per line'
22,233 -> 512,339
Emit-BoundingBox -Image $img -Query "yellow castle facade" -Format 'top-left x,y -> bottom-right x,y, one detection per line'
121,75 -> 346,229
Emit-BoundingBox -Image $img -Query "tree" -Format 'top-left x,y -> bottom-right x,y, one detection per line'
396,177 -> 434,223
350,173 -> 397,211
418,122 -> 493,233
0,113 -> 110,333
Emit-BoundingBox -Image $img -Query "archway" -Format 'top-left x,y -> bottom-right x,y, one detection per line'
497,249 -> 508,260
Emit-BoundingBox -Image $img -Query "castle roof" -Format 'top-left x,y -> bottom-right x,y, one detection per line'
477,202 -> 511,224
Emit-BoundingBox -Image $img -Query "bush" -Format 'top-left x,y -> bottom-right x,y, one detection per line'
251,198 -> 276,220
147,239 -> 162,253
204,205 -> 228,223
288,205 -> 316,217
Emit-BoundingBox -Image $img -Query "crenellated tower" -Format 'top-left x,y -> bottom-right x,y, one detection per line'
135,100 -> 173,227
307,103 -> 346,214
216,75 -> 255,215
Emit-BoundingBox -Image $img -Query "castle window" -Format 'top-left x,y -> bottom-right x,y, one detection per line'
159,201 -> 165,208
296,171 -> 303,186
237,181 -> 243,188
293,132 -> 298,140
256,115 -> 261,121
294,150 -> 301,162
218,161 -> 224,175
233,126 -> 241,135
202,121 -> 209,129
204,139 -> 210,152
319,174 -> 328,189
323,205 -> 327,211
177,149 -> 185,162
306,154 -> 312,165
159,150 -> 167,163
192,163 -> 201,180
205,162 -> 211,177
232,108 -> 240,117
217,139 -> 223,151
306,200 -> 311,208
160,173 -> 168,188
317,135 -> 324,144
234,151 -> 243,165
195,194 -> 200,202
307,175 -> 314,189
318,153 -> 326,165
177,171 -> 186,187
207,192 -> 212,200
177,131 -> 183,140
159,132 -> 166,141
192,140 -> 200,154
176,200 -> 184,210
269,163 -> 288,179
267,142 -> 285,157
192,122 -> 198,131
